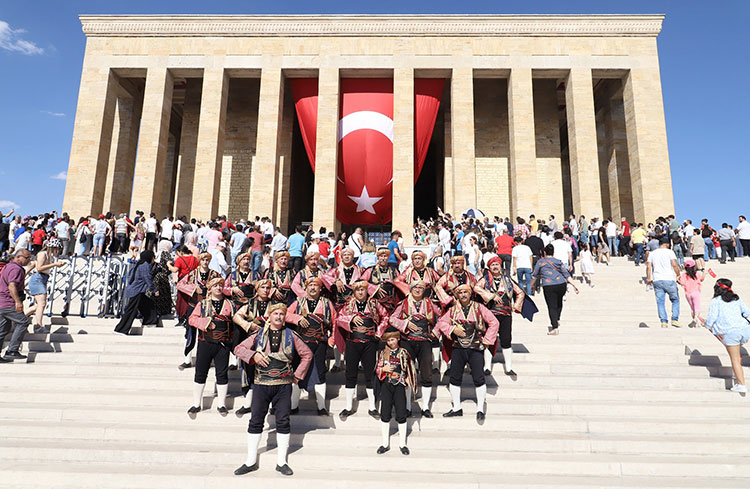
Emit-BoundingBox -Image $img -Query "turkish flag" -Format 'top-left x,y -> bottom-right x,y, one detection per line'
290,78 -> 443,226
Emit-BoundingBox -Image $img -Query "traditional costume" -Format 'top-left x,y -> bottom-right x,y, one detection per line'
187,278 -> 234,416
290,253 -> 324,299
223,252 -> 255,306
434,256 -> 478,306
393,250 -> 441,299
285,277 -> 337,415
475,257 -> 524,376
433,284 -> 499,421
176,262 -> 220,368
375,328 -> 417,455
321,257 -> 371,309
233,303 -> 312,476
367,248 -> 400,313
334,281 -> 389,418
266,251 -> 295,306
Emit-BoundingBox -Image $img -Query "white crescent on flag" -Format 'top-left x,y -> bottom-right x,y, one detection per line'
338,111 -> 394,143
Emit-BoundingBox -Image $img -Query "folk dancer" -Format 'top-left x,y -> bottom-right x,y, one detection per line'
223,251 -> 256,370
231,279 -> 273,416
187,278 -> 235,417
334,281 -> 389,419
475,256 -> 525,377
434,255 -> 478,306
291,251 -> 323,299
367,247 -> 400,313
233,303 -> 312,476
433,284 -> 499,422
266,250 -> 295,306
286,277 -> 337,415
388,280 -> 441,417
375,327 -> 417,456
176,253 -> 220,370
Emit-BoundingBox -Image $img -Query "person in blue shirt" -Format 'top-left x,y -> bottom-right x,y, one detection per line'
454,225 -> 464,256
386,232 -> 401,271
287,226 -> 306,273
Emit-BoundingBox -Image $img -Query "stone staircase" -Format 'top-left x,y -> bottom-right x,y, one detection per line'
2,257 -> 749,487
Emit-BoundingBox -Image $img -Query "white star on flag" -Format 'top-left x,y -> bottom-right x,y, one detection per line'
347,185 -> 383,214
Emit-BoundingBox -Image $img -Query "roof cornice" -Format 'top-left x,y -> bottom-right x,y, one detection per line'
79,14 -> 665,38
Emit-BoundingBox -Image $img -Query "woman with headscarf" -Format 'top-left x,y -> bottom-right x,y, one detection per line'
152,250 -> 174,317
114,250 -> 158,335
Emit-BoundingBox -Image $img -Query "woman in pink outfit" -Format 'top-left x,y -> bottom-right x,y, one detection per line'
679,259 -> 706,327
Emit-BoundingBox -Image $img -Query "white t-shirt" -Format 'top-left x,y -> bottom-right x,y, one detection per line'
648,248 -> 677,282
737,220 -> 750,240
145,218 -> 158,234
55,221 -> 70,239
15,231 -> 31,250
551,239 -> 572,265
94,220 -> 110,235
160,219 -> 173,240
261,221 -> 274,236
348,233 -> 363,257
511,244 -> 533,270
606,221 -> 617,237
438,228 -> 451,251
172,228 -> 183,245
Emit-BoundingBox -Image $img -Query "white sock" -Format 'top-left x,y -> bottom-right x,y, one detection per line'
277,433 -> 290,467
484,349 -> 493,372
183,353 -> 192,365
476,384 -> 487,414
381,421 -> 390,448
502,348 -> 513,372
216,383 -> 228,409
405,387 -> 412,412
229,354 -> 238,368
449,383 -> 461,411
432,347 -> 440,370
291,383 -> 301,410
366,388 -> 376,411
193,383 -> 205,409
314,383 -> 326,411
245,432 -> 262,466
243,389 -> 252,409
345,387 -> 355,411
398,422 -> 407,448
334,348 -> 342,368
420,387 -> 430,411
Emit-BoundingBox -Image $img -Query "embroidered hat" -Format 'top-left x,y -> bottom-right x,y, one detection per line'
206,277 -> 225,290
267,303 -> 287,315
352,280 -> 369,292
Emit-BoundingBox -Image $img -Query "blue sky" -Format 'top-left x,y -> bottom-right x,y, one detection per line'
0,1 -> 748,226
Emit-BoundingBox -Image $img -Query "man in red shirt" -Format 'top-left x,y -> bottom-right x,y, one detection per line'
494,229 -> 515,272
619,217 -> 631,257
31,225 -> 47,256
246,225 -> 264,280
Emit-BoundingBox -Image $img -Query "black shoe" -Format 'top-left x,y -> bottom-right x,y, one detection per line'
234,462 -> 259,475
235,406 -> 251,416
483,369 -> 491,376
3,351 -> 26,360
476,411 -> 486,422
339,409 -> 354,420
218,406 -> 228,416
506,370 -> 517,379
228,364 -> 238,371
406,409 -> 413,418
0,356 -> 12,363
376,445 -> 390,454
276,464 -> 293,476
178,362 -> 192,371
432,367 -> 439,374
443,409 -> 463,418
422,409 -> 433,419
400,446 -> 410,455
317,408 -> 329,416
187,406 -> 200,418
330,366 -> 341,373
290,407 -> 299,415
269,407 -> 276,415
368,409 -> 379,418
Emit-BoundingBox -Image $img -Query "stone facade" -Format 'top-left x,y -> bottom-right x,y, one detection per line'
63,14 -> 675,233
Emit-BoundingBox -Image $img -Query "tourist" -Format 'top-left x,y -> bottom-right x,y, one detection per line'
247,225 -> 264,279
271,227 -> 288,254
286,277 -> 337,415
113,213 -> 133,254
25,238 -> 65,333
209,241 -> 229,278
13,226 -> 31,254
229,223 -> 247,272
143,213 -> 159,252
54,216 -> 71,256
114,250 -> 158,335
335,281 -> 389,420
576,243 -> 595,288
233,303 -> 312,476
551,231 -> 573,271
736,215 -> 750,258
700,219 -> 716,261
689,228 -> 706,271
187,278 -> 233,417
511,236 -> 534,296
531,244 -> 580,335
375,327 -> 416,455
348,227 -> 365,259
0,249 -> 32,361
434,283 -> 499,421
679,259 -> 706,327
630,223 -> 647,266
717,223 -> 736,264
152,250 -> 174,319
428,245 -> 446,275
287,226 -> 306,273
671,231 -> 686,268
466,235 -> 482,276
357,242 -> 377,268
494,228 -> 514,273
605,218 -> 617,256
646,237 -> 682,328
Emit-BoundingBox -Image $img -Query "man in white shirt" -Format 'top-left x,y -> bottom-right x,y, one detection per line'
682,220 -> 695,239
54,218 -> 71,256
605,219 -> 618,256
144,213 -> 159,252
260,217 -> 274,241
229,224 -> 247,270
438,222 -> 451,256
271,227 -> 288,254
160,216 -> 174,242
511,236 -> 534,295
736,215 -> 750,258
348,227 -> 364,258
646,237 -> 681,328
209,241 -> 229,278
550,232 -> 573,271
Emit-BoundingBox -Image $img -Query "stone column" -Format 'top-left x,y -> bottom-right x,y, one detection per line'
450,67 -> 476,214
130,67 -> 174,216
102,92 -> 142,215
608,96 -> 634,221
276,85 -> 295,234
623,68 -> 674,223
443,101 -> 454,215
508,68 -> 538,218
62,66 -> 118,218
190,67 -> 229,221
533,79 -> 564,220
392,67 -> 415,236
565,68 -> 602,218
173,78 -> 202,218
313,67 -> 340,232
250,67 -> 284,221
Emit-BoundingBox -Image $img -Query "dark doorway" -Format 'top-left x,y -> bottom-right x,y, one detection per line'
413,98 -> 445,221
287,114 -> 314,234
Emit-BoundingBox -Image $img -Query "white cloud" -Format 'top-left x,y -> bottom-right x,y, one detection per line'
41,110 -> 65,117
50,171 -> 67,181
0,200 -> 19,210
0,20 -> 43,55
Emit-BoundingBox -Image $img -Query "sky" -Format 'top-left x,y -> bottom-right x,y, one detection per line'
0,1 -> 748,225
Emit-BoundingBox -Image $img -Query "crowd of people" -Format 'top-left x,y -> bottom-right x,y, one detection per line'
1,205 -> 750,473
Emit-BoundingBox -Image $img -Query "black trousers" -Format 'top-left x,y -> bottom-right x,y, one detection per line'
494,314 -> 512,349
542,283 -> 567,329
380,381 -> 407,423
114,293 -> 156,334
740,239 -> 750,258
345,340 -> 377,388
299,340 -> 327,389
449,348 -> 485,387
289,256 -> 304,273
498,254 -> 512,272
619,236 -> 631,256
720,240 -> 734,262
194,341 -> 230,385
403,339 -> 433,387
144,232 -> 157,252
248,383 -> 292,434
